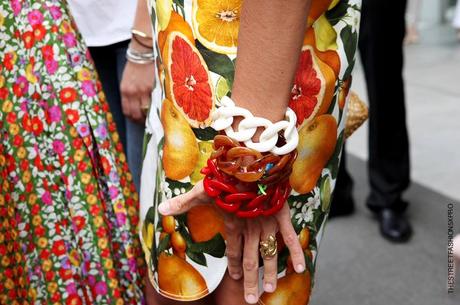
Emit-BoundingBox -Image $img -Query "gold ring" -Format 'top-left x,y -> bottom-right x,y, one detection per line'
141,105 -> 149,115
259,234 -> 277,259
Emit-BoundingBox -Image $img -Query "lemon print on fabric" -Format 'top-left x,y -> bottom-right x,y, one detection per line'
156,0 -> 173,30
161,99 -> 199,180
290,114 -> 338,194
158,253 -> 209,301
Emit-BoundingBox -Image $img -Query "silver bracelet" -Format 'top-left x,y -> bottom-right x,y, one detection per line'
126,47 -> 155,65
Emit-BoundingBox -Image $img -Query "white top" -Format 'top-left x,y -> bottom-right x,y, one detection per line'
68,0 -> 136,47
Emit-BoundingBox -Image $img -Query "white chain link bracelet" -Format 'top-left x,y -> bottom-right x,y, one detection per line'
211,96 -> 299,155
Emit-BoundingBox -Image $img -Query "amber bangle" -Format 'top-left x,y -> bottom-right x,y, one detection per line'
131,29 -> 153,40
132,34 -> 153,49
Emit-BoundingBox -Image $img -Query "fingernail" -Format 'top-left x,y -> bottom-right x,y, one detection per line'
295,264 -> 305,273
158,202 -> 169,215
245,294 -> 257,304
264,283 -> 274,293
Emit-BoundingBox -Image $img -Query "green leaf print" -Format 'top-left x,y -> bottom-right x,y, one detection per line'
320,176 -> 333,213
165,178 -> 193,196
178,225 -> 209,266
306,250 -> 316,284
145,206 -> 156,224
187,233 -> 226,258
142,133 -> 152,160
192,127 -> 218,141
277,247 -> 290,274
157,233 -> 171,254
196,41 -> 235,87
173,0 -> 184,7
186,249 -> 207,266
172,0 -> 186,17
342,58 -> 356,83
340,26 -> 359,71
325,0 -> 350,26
327,130 -> 345,179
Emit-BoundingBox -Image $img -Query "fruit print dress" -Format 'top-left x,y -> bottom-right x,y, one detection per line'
0,1 -> 145,304
140,0 -> 361,303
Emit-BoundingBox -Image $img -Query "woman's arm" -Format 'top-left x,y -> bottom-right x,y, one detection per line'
232,0 -> 311,122
160,1 -> 313,304
230,1 -> 312,302
120,0 -> 155,123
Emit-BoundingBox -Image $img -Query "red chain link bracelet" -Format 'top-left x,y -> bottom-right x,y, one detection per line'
201,135 -> 297,218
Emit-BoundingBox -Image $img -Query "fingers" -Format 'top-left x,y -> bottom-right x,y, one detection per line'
260,217 -> 278,293
140,96 -> 151,118
120,62 -> 152,123
132,99 -> 144,123
121,93 -> 132,118
158,180 -> 212,215
242,220 -> 261,304
276,204 -> 305,273
224,215 -> 244,280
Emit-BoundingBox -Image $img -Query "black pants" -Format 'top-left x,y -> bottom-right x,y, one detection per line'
88,40 -> 145,191
335,0 -> 410,213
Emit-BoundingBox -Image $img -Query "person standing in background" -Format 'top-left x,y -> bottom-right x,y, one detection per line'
330,0 -> 413,243
68,0 -> 155,191
453,0 -> 460,40
405,0 -> 423,44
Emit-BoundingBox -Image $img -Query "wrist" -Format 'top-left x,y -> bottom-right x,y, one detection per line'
130,38 -> 153,53
126,45 -> 155,65
230,88 -> 289,123
213,96 -> 298,155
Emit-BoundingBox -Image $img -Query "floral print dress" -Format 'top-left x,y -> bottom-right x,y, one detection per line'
139,0 -> 361,304
0,1 -> 145,304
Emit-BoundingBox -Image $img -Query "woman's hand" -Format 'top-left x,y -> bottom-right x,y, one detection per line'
120,42 -> 155,123
121,0 -> 155,124
158,181 -> 306,304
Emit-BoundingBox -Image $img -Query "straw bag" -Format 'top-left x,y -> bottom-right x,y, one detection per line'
344,91 -> 368,139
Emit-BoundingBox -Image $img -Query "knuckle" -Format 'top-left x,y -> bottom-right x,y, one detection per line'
226,250 -> 241,260
170,198 -> 184,211
264,272 -> 277,280
243,259 -> 258,272
225,220 -> 237,232
227,260 -> 241,269
143,86 -> 153,94
120,85 -> 131,94
283,233 -> 298,248
243,279 -> 258,291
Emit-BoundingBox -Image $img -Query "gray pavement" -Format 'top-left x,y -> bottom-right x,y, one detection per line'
313,155 -> 460,305
346,25 -> 460,202
311,25 -> 460,305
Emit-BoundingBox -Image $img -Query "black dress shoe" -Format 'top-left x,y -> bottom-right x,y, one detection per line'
377,209 -> 412,243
